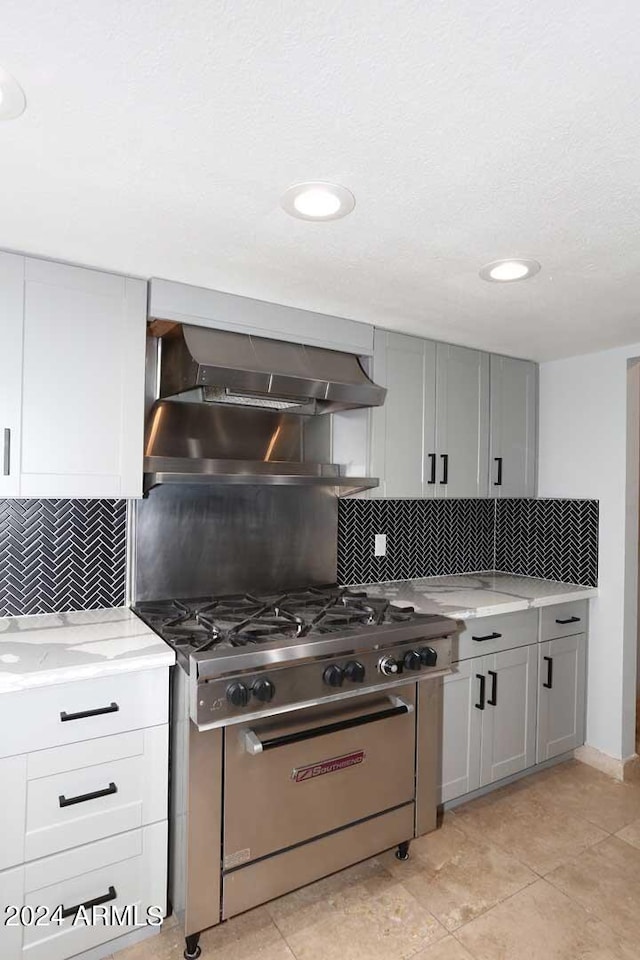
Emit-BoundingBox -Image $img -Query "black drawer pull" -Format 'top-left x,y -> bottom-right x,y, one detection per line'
487,670 -> 498,706
472,631 -> 502,642
60,702 -> 119,722
543,656 -> 553,689
494,456 -> 503,486
475,673 -> 486,710
555,616 -> 580,625
59,782 -> 117,808
427,453 -> 436,484
61,885 -> 117,920
440,453 -> 449,484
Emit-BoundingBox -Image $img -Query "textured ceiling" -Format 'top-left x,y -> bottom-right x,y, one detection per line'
2,0 -> 640,361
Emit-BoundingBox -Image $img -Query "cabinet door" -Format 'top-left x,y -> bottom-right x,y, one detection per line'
19,258 -> 146,497
537,634 -> 586,762
435,344 -> 489,497
369,331 -> 436,497
0,252 -> 25,497
0,864 -> 24,960
479,645 -> 537,787
439,659 -> 482,802
489,355 -> 537,497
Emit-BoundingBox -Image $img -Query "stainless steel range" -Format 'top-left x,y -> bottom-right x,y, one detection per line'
132,321 -> 457,960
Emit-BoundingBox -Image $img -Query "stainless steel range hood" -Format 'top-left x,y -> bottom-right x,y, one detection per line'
158,324 -> 386,413
143,324 -> 385,494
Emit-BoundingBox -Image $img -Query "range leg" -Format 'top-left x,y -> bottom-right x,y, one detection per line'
395,840 -> 411,861
184,933 -> 202,960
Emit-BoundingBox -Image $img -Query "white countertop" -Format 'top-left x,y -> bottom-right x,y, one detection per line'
351,572 -> 597,621
0,607 -> 174,693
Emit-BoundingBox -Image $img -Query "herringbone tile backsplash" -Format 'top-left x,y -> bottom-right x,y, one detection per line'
338,497 -> 598,587
0,500 -> 127,617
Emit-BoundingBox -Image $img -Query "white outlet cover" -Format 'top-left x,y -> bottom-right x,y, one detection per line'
374,534 -> 387,557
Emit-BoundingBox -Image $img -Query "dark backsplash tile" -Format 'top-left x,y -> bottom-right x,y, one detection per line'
495,498 -> 598,586
338,497 -> 598,587
0,499 -> 127,617
338,498 -> 495,584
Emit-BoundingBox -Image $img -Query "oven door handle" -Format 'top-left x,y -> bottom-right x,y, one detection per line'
242,695 -> 414,756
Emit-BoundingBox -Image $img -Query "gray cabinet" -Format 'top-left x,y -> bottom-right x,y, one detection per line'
435,343 -> 490,498
537,633 -> 586,762
489,355 -> 537,497
439,660 -> 482,803
479,645 -> 538,786
370,332 -> 489,498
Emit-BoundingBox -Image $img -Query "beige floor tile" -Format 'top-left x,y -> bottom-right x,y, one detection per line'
547,835 -> 640,942
380,819 -> 536,931
410,936 -> 476,960
265,856 -> 397,938
283,881 -> 446,960
114,908 -> 293,960
524,758 -> 640,833
451,779 -> 608,875
456,877 -> 638,960
616,817 -> 640,849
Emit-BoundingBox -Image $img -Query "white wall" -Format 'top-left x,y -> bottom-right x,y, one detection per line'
539,343 -> 640,760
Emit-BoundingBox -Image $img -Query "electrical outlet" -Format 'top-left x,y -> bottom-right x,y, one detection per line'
374,533 -> 387,557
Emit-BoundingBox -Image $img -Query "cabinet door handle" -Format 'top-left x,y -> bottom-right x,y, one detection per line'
60,702 -> 119,722
543,656 -> 553,689
472,631 -> 502,642
427,453 -> 436,484
59,782 -> 117,808
487,670 -> 498,706
555,616 -> 580,625
440,454 -> 449,484
475,673 -> 486,710
61,885 -> 117,920
494,456 -> 503,486
2,428 -> 10,476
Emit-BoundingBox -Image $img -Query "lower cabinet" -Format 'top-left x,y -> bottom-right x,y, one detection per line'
439,603 -> 588,806
537,633 -> 586,762
440,647 -> 537,803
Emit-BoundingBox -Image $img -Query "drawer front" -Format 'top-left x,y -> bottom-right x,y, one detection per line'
25,726 -> 168,861
0,756 -> 27,870
540,601 -> 588,642
0,668 -> 169,759
20,823 -> 167,960
455,609 -> 537,662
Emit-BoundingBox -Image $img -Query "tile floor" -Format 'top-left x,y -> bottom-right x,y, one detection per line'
110,759 -> 640,960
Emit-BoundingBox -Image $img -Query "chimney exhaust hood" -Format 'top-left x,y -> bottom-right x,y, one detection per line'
144,323 -> 386,495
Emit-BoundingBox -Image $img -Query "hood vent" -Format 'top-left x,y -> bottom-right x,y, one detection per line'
144,324 -> 385,495
158,324 -> 386,414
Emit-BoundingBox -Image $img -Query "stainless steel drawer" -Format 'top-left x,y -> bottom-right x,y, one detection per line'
540,601 -> 588,642
454,609 -> 537,662
223,685 -> 416,867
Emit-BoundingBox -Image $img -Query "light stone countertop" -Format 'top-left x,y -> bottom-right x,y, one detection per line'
351,572 -> 597,620
0,607 -> 174,693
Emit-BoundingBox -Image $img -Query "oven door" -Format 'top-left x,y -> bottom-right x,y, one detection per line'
223,684 -> 416,868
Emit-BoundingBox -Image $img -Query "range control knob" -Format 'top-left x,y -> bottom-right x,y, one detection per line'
226,682 -> 250,708
403,650 -> 422,671
323,664 -> 345,687
344,660 -> 366,683
419,646 -> 438,667
378,655 -> 400,677
252,678 -> 275,703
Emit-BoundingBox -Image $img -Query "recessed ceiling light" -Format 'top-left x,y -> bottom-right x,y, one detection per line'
280,181 -> 355,221
0,67 -> 26,120
479,258 -> 541,282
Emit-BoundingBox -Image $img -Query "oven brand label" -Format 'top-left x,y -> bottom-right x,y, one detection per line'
292,750 -> 366,782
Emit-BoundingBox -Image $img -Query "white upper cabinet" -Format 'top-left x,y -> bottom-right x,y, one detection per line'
489,355 -> 537,497
0,253 -> 146,498
149,278 -> 374,356
0,253 -> 24,498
